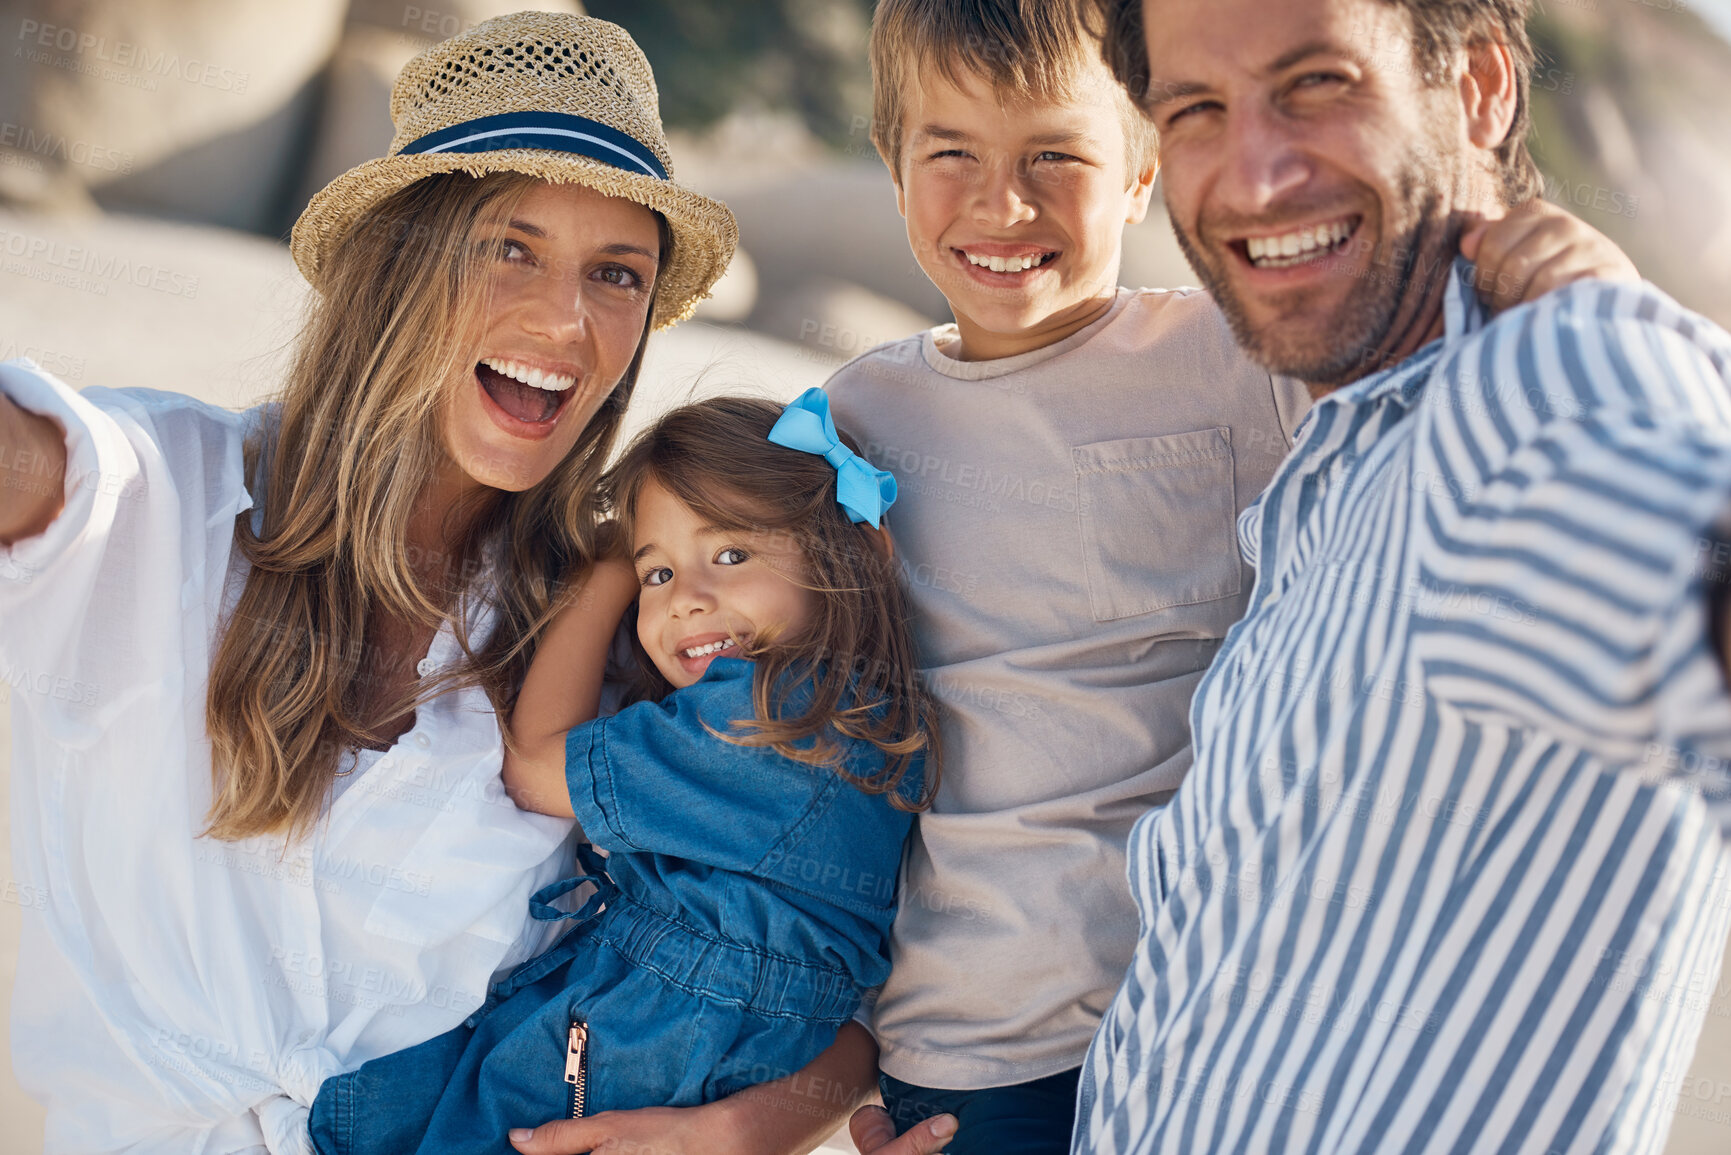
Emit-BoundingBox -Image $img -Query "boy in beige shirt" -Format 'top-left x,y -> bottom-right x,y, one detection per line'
832,3 -> 1636,1153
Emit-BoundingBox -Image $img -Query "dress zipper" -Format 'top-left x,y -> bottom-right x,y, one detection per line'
565,1019 -> 589,1119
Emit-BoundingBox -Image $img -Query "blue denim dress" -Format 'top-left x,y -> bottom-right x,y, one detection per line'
308,659 -> 916,1154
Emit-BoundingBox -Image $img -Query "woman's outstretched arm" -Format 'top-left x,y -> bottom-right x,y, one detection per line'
501,551 -> 640,817
0,392 -> 67,545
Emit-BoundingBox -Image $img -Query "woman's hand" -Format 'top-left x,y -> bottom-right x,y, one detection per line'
508,1022 -> 890,1155
508,1105 -> 726,1155
0,392 -> 67,546
503,1102 -> 960,1155
1460,199 -> 1639,315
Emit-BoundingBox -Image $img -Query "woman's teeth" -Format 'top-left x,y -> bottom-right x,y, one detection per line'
479,357 -> 576,392
682,639 -> 736,659
1246,220 -> 1355,268
964,251 -> 1053,273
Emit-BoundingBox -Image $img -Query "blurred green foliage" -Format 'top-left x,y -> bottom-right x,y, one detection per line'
587,0 -> 875,145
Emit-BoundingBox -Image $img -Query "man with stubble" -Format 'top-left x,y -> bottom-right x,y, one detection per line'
1074,1 -> 1731,1151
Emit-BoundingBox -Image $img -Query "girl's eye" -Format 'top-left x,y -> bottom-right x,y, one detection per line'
715,547 -> 749,566
641,566 -> 672,587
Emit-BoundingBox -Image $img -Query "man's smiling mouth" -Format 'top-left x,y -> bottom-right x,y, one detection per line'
1235,217 -> 1359,269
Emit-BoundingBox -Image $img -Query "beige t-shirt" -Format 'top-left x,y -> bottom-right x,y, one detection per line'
826,287 -> 1312,1089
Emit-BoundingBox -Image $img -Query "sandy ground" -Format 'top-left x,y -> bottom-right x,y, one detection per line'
1,207 -> 1728,1153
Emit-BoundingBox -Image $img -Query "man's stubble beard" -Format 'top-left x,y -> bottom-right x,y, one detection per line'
1169,153 -> 1465,391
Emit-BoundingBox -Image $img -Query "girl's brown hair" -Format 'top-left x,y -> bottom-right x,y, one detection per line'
204,170 -> 666,841
603,397 -> 941,811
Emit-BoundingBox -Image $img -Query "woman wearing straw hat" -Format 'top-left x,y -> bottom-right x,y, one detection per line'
0,13 -> 935,1155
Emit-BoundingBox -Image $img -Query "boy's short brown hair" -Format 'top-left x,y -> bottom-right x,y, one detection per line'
869,0 -> 1159,184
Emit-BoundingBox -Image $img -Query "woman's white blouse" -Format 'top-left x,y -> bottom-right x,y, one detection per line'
0,361 -> 576,1153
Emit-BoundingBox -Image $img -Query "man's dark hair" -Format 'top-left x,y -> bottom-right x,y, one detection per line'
1086,0 -> 1543,205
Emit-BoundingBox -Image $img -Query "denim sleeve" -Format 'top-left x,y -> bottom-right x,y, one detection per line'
563,672 -> 841,872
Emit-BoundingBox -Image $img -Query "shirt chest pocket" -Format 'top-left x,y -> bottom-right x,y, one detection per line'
1073,428 -> 1240,622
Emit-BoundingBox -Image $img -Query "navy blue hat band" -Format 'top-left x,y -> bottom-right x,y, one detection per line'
400,111 -> 668,180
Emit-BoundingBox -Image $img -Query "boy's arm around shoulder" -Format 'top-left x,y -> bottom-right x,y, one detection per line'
501,554 -> 639,817
1460,198 -> 1639,314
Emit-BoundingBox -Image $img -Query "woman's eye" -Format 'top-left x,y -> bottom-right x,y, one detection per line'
641,566 -> 672,587
498,238 -> 532,263
597,264 -> 643,289
715,547 -> 749,566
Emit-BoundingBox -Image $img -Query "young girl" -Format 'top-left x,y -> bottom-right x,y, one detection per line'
308,389 -> 940,1153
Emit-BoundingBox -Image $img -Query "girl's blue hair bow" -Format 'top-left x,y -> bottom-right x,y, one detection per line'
767,388 -> 898,528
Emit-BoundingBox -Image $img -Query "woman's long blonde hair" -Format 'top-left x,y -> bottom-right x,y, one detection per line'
204,171 -> 660,841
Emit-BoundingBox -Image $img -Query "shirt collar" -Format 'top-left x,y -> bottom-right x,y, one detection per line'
1313,256 -> 1485,412
1443,255 -> 1488,341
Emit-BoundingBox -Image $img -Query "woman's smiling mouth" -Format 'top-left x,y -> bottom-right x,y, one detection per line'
474,356 -> 579,430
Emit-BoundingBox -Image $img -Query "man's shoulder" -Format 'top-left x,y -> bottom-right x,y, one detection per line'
1484,276 -> 1729,349
1445,278 -> 1731,426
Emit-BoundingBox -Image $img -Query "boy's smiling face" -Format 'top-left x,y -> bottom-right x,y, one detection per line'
893,61 -> 1157,362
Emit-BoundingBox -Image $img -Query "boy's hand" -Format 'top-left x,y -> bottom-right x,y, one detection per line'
1460,199 -> 1638,315
848,1104 -> 957,1154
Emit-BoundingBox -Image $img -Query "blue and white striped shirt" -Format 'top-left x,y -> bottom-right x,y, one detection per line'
1076,264 -> 1731,1155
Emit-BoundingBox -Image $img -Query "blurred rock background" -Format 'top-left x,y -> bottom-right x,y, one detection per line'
1,0 -> 1730,1152
3,0 -> 1730,344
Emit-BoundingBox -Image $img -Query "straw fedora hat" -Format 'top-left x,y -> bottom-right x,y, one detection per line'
290,11 -> 737,330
